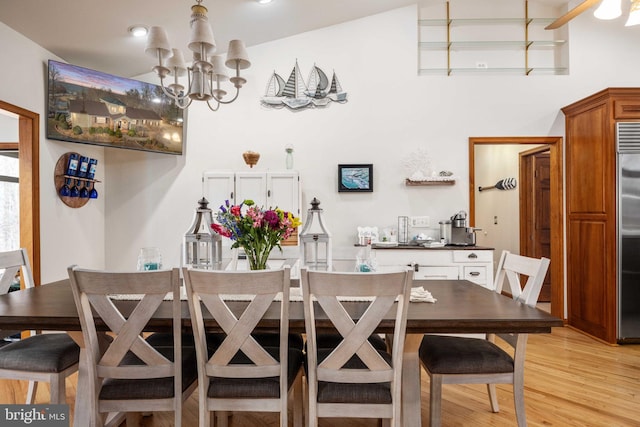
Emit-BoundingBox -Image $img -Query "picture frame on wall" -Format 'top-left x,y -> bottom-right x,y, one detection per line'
338,164 -> 373,192
46,60 -> 185,155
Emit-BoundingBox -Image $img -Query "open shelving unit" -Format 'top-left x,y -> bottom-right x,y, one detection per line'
418,0 -> 568,76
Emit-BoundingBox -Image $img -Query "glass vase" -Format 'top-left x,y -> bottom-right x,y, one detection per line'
286,151 -> 294,170
243,243 -> 274,270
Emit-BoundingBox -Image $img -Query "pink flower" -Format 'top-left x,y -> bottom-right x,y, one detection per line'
212,223 -> 231,238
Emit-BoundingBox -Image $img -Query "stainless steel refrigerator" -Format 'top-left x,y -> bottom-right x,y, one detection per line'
617,123 -> 640,342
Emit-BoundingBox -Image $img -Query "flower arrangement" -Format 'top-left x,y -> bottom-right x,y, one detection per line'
212,199 -> 302,270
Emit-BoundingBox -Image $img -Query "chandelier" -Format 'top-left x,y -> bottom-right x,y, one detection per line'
144,0 -> 251,111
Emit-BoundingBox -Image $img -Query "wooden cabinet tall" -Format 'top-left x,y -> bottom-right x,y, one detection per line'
562,88 -> 640,344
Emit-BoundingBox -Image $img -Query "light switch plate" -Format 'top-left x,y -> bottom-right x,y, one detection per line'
410,216 -> 430,227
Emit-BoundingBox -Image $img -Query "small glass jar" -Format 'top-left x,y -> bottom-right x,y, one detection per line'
137,247 -> 162,271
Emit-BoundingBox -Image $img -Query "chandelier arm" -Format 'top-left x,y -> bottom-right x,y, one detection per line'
214,86 -> 241,104
206,99 -> 221,111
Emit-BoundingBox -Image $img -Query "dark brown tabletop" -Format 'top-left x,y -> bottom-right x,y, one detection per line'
0,279 -> 562,335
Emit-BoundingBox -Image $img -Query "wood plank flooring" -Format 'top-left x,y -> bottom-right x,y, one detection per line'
1,326 -> 639,426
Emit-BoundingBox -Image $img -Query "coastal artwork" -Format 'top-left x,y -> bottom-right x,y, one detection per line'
338,164 -> 373,193
47,60 -> 184,155
261,60 -> 348,111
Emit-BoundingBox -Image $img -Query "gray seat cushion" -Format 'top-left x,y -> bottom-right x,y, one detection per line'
311,348 -> 393,404
312,333 -> 387,352
207,346 -> 304,399
0,333 -> 79,373
99,338 -> 198,400
420,335 -> 514,375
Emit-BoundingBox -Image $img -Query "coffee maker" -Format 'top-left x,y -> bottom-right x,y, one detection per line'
448,210 -> 477,246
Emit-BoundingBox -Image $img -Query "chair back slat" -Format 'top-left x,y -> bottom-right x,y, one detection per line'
0,249 -> 35,294
183,267 -> 291,377
68,267 -> 181,380
301,267 -> 412,426
494,250 -> 550,307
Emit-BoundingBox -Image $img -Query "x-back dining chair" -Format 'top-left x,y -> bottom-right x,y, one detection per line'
419,250 -> 550,427
182,265 -> 304,427
301,267 -> 413,427
0,249 -> 79,404
67,266 -> 197,427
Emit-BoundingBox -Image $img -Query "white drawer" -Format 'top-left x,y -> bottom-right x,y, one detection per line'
462,266 -> 487,284
414,266 -> 459,280
374,249 -> 453,266
452,250 -> 493,263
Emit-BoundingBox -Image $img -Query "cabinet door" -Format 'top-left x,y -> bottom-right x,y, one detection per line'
203,171 -> 235,209
415,266 -> 459,280
267,172 -> 300,216
236,172 -> 267,207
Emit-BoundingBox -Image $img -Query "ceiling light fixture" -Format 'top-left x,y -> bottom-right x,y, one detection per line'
128,25 -> 148,38
625,0 -> 640,25
594,0 -> 622,20
144,0 -> 250,111
257,0 -> 273,4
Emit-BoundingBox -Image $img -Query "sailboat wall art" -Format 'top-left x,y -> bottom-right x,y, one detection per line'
261,60 -> 348,110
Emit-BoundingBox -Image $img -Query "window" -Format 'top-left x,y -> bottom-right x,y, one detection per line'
0,150 -> 19,252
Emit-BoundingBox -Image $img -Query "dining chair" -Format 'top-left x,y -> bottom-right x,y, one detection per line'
419,250 -> 550,427
67,266 -> 197,427
0,248 -> 79,404
300,267 -> 413,427
182,265 -> 304,427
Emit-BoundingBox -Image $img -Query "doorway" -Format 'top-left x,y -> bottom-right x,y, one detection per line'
469,137 -> 563,320
0,100 -> 40,286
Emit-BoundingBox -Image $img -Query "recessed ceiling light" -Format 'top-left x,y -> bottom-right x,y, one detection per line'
257,0 -> 273,4
128,25 -> 148,38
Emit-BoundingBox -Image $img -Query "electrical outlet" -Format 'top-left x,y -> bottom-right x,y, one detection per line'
476,61 -> 488,69
410,216 -> 430,228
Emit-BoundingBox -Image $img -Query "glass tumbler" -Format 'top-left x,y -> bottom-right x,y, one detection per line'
137,247 -> 162,271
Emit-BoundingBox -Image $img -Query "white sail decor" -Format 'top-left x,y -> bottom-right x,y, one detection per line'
261,60 -> 348,110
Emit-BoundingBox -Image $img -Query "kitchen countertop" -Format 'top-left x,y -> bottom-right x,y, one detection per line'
370,244 -> 494,250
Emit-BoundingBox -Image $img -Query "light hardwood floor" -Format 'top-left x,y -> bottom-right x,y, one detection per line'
1,326 -> 639,426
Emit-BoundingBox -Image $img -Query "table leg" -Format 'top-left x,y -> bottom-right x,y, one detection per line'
403,334 -> 423,427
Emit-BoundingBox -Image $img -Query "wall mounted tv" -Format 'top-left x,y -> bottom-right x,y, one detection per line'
47,60 -> 185,155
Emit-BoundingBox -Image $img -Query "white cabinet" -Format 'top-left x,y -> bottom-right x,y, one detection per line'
372,248 -> 494,289
203,170 -> 301,246
203,170 -> 301,217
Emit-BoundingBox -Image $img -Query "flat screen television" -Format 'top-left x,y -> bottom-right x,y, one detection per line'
47,60 -> 185,155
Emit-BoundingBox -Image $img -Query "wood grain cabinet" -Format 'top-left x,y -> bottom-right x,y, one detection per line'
562,88 -> 640,344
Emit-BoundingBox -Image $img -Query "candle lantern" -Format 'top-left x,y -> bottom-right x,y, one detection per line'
300,197 -> 332,271
183,197 -> 222,269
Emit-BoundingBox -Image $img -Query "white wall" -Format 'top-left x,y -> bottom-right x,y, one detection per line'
104,4 -> 640,270
3,2 -> 640,278
0,22 -> 106,282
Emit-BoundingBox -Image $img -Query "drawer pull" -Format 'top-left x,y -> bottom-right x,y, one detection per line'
468,253 -> 478,259
469,271 -> 481,276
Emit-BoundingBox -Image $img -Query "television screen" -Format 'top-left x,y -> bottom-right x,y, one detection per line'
47,60 -> 185,155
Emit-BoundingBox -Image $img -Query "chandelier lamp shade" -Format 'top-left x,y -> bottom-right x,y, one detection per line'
144,0 -> 251,111
592,0 -> 640,26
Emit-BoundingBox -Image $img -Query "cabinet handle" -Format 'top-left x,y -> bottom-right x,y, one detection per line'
468,253 -> 478,259
407,263 -> 419,272
469,271 -> 480,276
268,189 -> 271,197
230,192 -> 234,199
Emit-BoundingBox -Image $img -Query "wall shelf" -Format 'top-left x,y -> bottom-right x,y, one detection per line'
418,0 -> 568,76
54,152 -> 99,208
405,179 -> 456,186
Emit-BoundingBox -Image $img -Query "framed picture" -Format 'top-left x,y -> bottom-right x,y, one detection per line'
46,60 -> 185,155
338,164 -> 373,192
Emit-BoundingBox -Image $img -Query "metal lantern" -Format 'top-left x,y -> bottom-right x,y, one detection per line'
300,197 -> 332,271
183,197 -> 222,269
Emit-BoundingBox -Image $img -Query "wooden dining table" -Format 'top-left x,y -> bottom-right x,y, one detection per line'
0,278 -> 562,427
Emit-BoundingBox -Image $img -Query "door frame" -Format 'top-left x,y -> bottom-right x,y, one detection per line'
469,136 -> 563,320
0,100 -> 40,286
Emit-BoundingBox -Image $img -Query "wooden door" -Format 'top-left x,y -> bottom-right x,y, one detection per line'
520,149 -> 551,302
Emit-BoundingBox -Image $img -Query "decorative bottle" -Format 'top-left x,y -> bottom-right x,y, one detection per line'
66,153 -> 79,176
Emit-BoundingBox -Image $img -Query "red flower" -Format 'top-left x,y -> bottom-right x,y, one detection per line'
230,205 -> 241,216
212,223 -> 231,238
